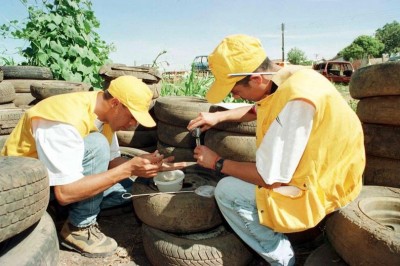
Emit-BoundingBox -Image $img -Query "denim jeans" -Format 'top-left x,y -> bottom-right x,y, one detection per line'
68,132 -> 133,227
214,176 -> 295,266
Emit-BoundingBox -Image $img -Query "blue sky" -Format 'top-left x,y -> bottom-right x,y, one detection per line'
0,0 -> 399,71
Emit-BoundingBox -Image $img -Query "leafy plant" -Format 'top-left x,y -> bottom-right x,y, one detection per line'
0,0 -> 114,88
339,35 -> 384,61
375,20 -> 400,55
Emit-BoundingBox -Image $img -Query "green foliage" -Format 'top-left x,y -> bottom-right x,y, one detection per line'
339,35 -> 384,61
375,20 -> 400,55
0,0 -> 114,88
287,47 -> 310,65
161,66 -> 247,103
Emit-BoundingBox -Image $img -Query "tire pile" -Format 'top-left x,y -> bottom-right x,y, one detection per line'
100,64 -> 162,153
0,65 -> 94,265
349,61 -> 400,188
132,96 -> 254,265
305,62 -> 400,266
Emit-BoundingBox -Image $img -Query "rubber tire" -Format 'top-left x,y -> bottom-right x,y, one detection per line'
157,140 -> 196,162
0,156 -> 49,242
154,96 -> 211,126
363,123 -> 400,160
133,172 -> 222,233
5,79 -> 48,93
356,96 -> 400,126
0,212 -> 59,265
157,121 -> 197,148
205,129 -> 256,162
304,242 -> 348,266
325,185 -> 400,266
30,80 -> 92,100
349,61 -> 400,99
0,108 -> 27,135
0,66 -> 53,80
0,103 -> 16,109
0,81 -> 16,104
99,64 -> 161,84
210,105 -> 256,135
0,134 -> 9,149
117,129 -> 157,148
363,155 -> 400,188
13,92 -> 37,107
142,223 -> 253,266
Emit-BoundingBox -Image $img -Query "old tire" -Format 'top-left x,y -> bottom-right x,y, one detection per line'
30,80 -> 92,100
5,79 -> 48,93
157,121 -> 197,148
154,96 -> 211,126
142,223 -> 253,266
157,141 -> 196,162
99,64 -> 161,85
0,156 -> 49,242
13,93 -> 37,107
325,185 -> 400,266
0,66 -> 53,80
356,96 -> 400,126
205,129 -> 256,162
349,62 -> 400,99
0,212 -> 59,265
117,129 -> 157,149
363,123 -> 400,160
0,81 -> 15,104
0,108 -> 27,135
304,242 -> 347,266
363,155 -> 400,188
210,105 -> 256,135
132,172 -> 222,233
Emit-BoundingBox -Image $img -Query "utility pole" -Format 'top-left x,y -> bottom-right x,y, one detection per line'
281,23 -> 285,62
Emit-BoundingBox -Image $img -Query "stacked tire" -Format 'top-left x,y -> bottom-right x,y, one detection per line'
349,61 -> 400,188
309,62 -> 400,266
0,156 -> 59,265
100,64 -> 161,152
134,96 -> 253,265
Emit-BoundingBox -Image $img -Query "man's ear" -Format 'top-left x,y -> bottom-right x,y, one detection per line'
110,98 -> 120,108
249,74 -> 264,85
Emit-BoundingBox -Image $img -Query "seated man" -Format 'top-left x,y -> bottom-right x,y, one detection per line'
2,75 -> 185,258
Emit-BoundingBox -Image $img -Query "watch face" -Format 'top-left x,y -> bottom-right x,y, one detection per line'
215,159 -> 224,173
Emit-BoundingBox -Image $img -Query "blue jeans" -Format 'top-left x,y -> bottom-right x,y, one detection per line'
67,132 -> 133,227
214,176 -> 295,266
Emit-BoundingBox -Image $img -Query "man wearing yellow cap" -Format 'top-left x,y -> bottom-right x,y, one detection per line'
2,75 -> 185,258
188,34 -> 365,265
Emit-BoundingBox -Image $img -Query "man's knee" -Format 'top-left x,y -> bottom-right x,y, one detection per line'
84,132 -> 110,160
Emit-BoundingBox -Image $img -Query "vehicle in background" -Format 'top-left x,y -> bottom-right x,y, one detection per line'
192,55 -> 209,72
388,55 -> 400,62
313,61 -> 354,83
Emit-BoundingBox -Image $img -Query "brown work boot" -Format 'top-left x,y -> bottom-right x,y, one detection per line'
60,221 -> 118,258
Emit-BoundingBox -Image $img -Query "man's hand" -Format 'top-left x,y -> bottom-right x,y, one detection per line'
160,155 -> 187,171
187,112 -> 220,133
193,145 -> 220,170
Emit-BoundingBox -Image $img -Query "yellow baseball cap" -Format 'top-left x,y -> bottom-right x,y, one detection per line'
108,76 -> 156,127
206,34 -> 267,103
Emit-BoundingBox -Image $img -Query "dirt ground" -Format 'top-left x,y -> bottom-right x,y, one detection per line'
54,203 -> 321,266
57,209 -> 151,266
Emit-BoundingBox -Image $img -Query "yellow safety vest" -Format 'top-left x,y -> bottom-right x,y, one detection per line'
255,69 -> 365,233
1,91 -> 113,158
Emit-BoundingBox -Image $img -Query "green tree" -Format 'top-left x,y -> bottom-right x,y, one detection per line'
0,0 -> 114,88
339,35 -> 384,61
375,20 -> 400,55
287,47 -> 309,65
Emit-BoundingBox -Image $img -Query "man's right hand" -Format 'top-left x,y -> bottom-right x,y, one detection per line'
187,111 -> 220,133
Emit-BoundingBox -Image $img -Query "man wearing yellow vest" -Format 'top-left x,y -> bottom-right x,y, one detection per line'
2,75 -> 185,258
187,34 -> 365,265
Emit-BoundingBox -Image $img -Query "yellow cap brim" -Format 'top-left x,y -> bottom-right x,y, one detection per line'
130,109 -> 156,128
206,79 -> 237,104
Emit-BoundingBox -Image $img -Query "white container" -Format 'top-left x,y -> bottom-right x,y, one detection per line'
153,170 -> 185,192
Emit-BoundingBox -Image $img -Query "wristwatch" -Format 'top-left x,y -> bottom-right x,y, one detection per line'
214,158 -> 225,175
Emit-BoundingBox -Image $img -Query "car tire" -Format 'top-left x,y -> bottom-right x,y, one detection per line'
325,185 -> 400,266
304,242 -> 348,266
0,212 -> 59,266
0,81 -> 16,104
0,156 -> 49,242
30,80 -> 92,100
142,223 -> 253,266
363,155 -> 400,188
0,66 -> 53,80
154,96 -> 211,126
363,123 -> 400,160
132,172 -> 222,233
205,129 -> 256,162
356,96 -> 400,126
0,108 -> 27,135
350,62 -> 400,99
